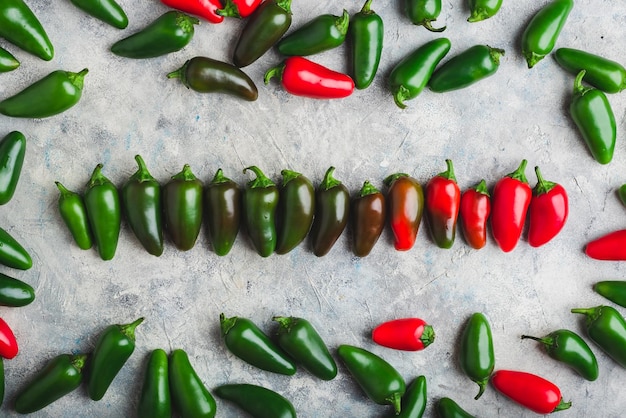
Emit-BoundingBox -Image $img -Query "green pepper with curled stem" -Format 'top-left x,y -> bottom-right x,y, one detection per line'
429,44 -> 504,92
351,180 -> 385,257
169,349 -> 216,418
572,305 -> 626,368
163,164 -> 203,251
70,0 -> 128,29
275,169 -> 315,255
594,281 -> 626,308
84,164 -> 121,261
0,131 -> 26,206
349,0 -> 384,90
138,349 -> 171,418
215,383 -> 296,418
0,272 -> 35,307
467,0 -> 502,22
277,9 -> 349,56
0,226 -> 32,270
521,0 -> 573,68
395,375 -> 427,418
459,312 -> 494,400
55,181 -> 93,250
0,47 -> 19,73
555,48 -> 626,94
204,169 -> 241,256
243,166 -> 279,257
436,397 -> 475,418
0,0 -> 54,60
309,167 -> 349,257
404,0 -> 445,32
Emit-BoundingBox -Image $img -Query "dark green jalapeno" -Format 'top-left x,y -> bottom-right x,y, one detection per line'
84,164 -> 121,261
14,353 -> 88,413
0,272 -> 34,307
309,166 -> 350,257
215,383 -> 296,418
0,69 -> 88,118
521,0 -> 573,68
0,0 -> 54,60
273,316 -> 337,380
70,0 -> 128,29
404,0 -> 445,32
389,37 -> 451,108
220,313 -> 296,375
351,180 -> 385,257
277,9 -> 349,56
555,48 -> 626,94
429,44 -> 504,92
111,11 -> 199,58
204,169 -> 241,256
570,70 -> 616,165
138,349 -> 171,418
521,329 -> 598,381
0,47 -> 19,73
395,375 -> 427,418
459,312 -> 494,400
572,305 -> 626,368
467,0 -> 502,22
349,0 -> 383,90
167,56 -> 258,101
163,164 -> 203,251
0,131 -> 26,205
55,181 -> 93,250
276,169 -> 315,255
337,344 -> 406,414
87,317 -> 144,401
436,397 -> 475,418
233,0 -> 293,68
122,155 -> 164,256
594,281 -> 626,308
243,166 -> 279,257
0,226 -> 32,270
169,349 -> 217,418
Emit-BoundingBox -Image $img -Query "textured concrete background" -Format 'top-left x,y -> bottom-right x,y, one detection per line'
0,0 -> 625,416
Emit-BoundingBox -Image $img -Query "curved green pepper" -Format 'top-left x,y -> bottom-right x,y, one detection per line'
396,375 -> 427,418
215,383 -> 296,418
459,312 -> 494,400
163,164 -> 203,251
86,317 -> 144,401
349,0 -> 384,90
571,305 -> 626,368
138,349 -> 171,418
0,226 -> 32,270
70,0 -> 128,29
570,70 -> 616,165
14,353 -> 88,413
429,44 -> 504,92
352,180 -> 386,257
84,164 -> 121,260
243,166 -> 279,257
404,0 -> 445,32
122,155 -> 164,256
0,272 -> 34,307
0,47 -> 19,73
0,69 -> 88,118
55,181 -> 93,250
521,329 -> 598,381
0,0 -> 54,60
276,169 -> 315,255
169,349 -> 216,418
555,48 -> 626,94
467,0 -> 502,22
436,397 -> 475,418
220,313 -> 296,375
277,9 -> 349,56
594,281 -> 626,308
0,131 -> 26,205
204,168 -> 241,256
111,11 -> 199,58
521,0 -> 573,68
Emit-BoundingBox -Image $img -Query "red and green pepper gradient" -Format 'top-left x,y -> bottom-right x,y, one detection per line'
372,317 -> 435,351
528,166 -> 568,247
459,312 -> 494,400
161,0 -> 224,23
594,281 -> 626,308
0,0 -> 54,60
384,173 -> 424,251
521,0 -> 573,68
351,180 -> 386,257
491,369 -> 571,414
215,383 -> 296,418
571,305 -> 626,368
0,318 -> 18,359
425,159 -> 460,249
585,230 -> 626,261
459,180 -> 490,250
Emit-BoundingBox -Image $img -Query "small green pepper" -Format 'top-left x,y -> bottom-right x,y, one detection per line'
275,169 -> 315,255
169,349 -> 217,418
554,48 -> 626,94
0,272 -> 34,307
349,0 -> 384,90
521,0 -> 573,68
594,281 -> 626,308
395,375 -> 427,418
572,305 -> 626,368
277,9 -> 349,56
459,312 -> 494,400
70,0 -> 129,29
404,0 -> 445,32
436,397 -> 475,418
351,180 -> 386,257
84,164 -> 121,261
0,0 -> 54,60
138,349 -> 171,418
214,383 -> 296,418
0,47 -> 19,73
204,169 -> 241,256
55,181 -> 93,250
243,166 -> 279,257
467,0 -> 502,22
163,164 -> 203,251
0,226 -> 31,270
0,131 -> 26,205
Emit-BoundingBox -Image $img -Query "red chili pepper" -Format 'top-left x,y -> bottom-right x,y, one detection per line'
459,179 -> 490,249
372,318 -> 435,351
160,0 -> 224,23
217,0 -> 262,18
491,159 -> 531,252
384,173 -> 424,251
585,230 -> 626,260
425,159 -> 461,249
0,318 -> 18,359
264,56 -> 355,99
528,166 -> 569,247
491,370 -> 571,414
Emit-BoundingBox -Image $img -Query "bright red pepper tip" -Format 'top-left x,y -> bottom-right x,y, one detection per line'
585,229 -> 626,260
0,317 -> 18,359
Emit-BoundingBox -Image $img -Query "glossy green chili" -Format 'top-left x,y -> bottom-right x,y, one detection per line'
70,0 -> 129,29
555,48 -> 626,94
0,272 -> 34,307
138,349 -> 171,418
87,317 -> 144,401
404,0 -> 445,32
436,397 -> 475,418
428,44 -> 504,92
14,353 -> 88,413
0,226 -> 32,270
521,0 -> 573,68
55,181 -> 93,250
0,69 -> 88,118
0,131 -> 26,205
276,169 -> 315,255
163,164 -> 203,251
459,312 -> 494,400
84,164 -> 121,260
277,9 -> 349,56
0,47 -> 19,73
349,0 -> 384,90
572,305 -> 626,368
215,383 -> 296,418
396,375 -> 427,418
243,166 -> 279,257
467,0 -> 502,22
521,329 -> 598,381
0,0 -> 54,60
122,155 -> 164,256
352,180 -> 385,257
169,349 -> 216,418
204,169 -> 241,256
594,281 -> 626,308
111,11 -> 199,58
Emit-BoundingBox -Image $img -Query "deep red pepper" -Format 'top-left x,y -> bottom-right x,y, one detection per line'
160,0 -> 224,23
218,0 -> 262,18
491,369 -> 571,414
459,179 -> 490,249
491,159 -> 531,252
384,173 -> 424,251
0,318 -> 18,359
585,230 -> 626,260
425,159 -> 460,249
264,56 -> 354,99
528,166 -> 568,247
372,318 -> 435,351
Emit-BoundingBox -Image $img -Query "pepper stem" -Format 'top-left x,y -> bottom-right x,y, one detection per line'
172,164 -> 198,181
422,20 -> 446,32
120,317 -> 145,341
488,46 -> 505,65
571,306 -> 601,321
384,173 -> 410,186
393,85 -> 410,109
264,62 -> 286,85
176,12 -> 200,31
71,353 -> 89,372
132,155 -> 156,182
272,316 -> 294,331
474,379 -> 488,400
220,313 -> 236,336
387,392 -> 402,415
166,64 -> 185,80
87,163 -> 110,188
506,159 -> 528,184
420,324 -> 435,347
474,179 -> 490,196
211,168 -> 231,185
359,180 -> 379,197
244,166 -> 275,188
437,159 -> 457,181
554,398 -> 572,412
533,166 -> 556,196
320,166 -> 342,191
276,0 -> 292,13
335,9 -> 350,35
67,68 -> 89,90
216,0 -> 242,18
281,169 -> 302,187
360,0 -> 374,14
573,70 -> 591,96
55,181 -> 73,196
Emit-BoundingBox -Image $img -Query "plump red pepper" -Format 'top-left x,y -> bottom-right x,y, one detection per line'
491,370 -> 571,414
528,166 -> 568,247
264,56 -> 355,99
384,173 -> 424,251
460,179 -> 490,249
585,230 -> 626,260
160,0 -> 224,23
372,318 -> 435,351
491,159 -> 531,252
0,318 -> 18,359
217,0 -> 262,18
425,159 -> 461,249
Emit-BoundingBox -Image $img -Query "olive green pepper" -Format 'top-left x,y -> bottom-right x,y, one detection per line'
277,9 -> 349,56
436,397 -> 475,418
521,0 -> 573,68
309,167 -> 349,257
138,349 -> 172,418
429,44 -> 504,92
214,383 -> 296,418
594,281 -> 626,308
395,375 -> 427,418
0,131 -> 26,205
70,0 -> 128,29
0,47 -> 19,73
404,0 -> 445,32
0,272 -> 34,307
351,180 -> 386,257
163,164 -> 203,251
84,164 -> 121,260
349,0 -> 384,90
467,0 -> 502,22
276,169 -> 315,255
555,48 -> 626,94
169,349 -> 216,418
571,305 -> 626,368
0,226 -> 32,270
204,168 -> 241,256
0,0 -> 54,60
459,312 -> 494,400
55,181 -> 93,250
243,166 -> 279,257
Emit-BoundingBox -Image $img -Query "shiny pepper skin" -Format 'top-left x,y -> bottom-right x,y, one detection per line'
169,349 -> 217,418
491,370 -> 571,414
0,227 -> 32,270
349,0 -> 384,90
0,131 -> 26,205
372,317 -> 435,351
0,272 -> 35,307
585,230 -> 626,261
0,46 -> 19,73
243,166 -> 279,257
163,164 -> 203,251
396,376 -> 427,418
204,168 -> 241,256
56,182 -> 93,250
0,318 -> 18,359
70,0 -> 128,29
277,9 -> 350,57
161,0 -> 224,23
555,48 -> 626,94
384,173 -> 424,251
0,0 -> 54,60
521,0 -> 573,68
528,166 -> 568,247
436,397 -> 476,418
404,0 -> 445,32
425,159 -> 460,249
459,312 -> 494,400
84,164 -> 121,261
351,180 -> 386,257
594,281 -> 626,308
275,169 -> 315,255
138,349 -> 171,418
571,305 -> 626,368
215,383 -> 296,418
459,180 -> 490,249
467,0 -> 502,22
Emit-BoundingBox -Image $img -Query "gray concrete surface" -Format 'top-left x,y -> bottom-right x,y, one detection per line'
0,0 -> 625,416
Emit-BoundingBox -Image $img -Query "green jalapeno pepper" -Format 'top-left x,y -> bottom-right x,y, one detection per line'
169,349 -> 217,418
571,305 -> 626,368
337,344 -> 406,414
467,0 -> 502,22
122,155 -> 164,256
163,164 -> 203,251
233,0 -> 292,67
352,180 -> 385,257
14,353 -> 88,413
0,47 -> 19,73
111,11 -> 199,58
521,329 -> 598,381
0,0 -> 54,60
428,44 -> 504,92
570,70 -> 616,165
0,131 -> 26,205
309,166 -> 350,257
594,281 -> 626,308
273,316 -> 337,380
167,56 -> 258,101
70,0 -> 128,29
220,313 -> 296,375
215,383 -> 296,418
55,181 -> 93,250
0,272 -> 34,307
138,349 -> 172,418
276,169 -> 315,255
404,0 -> 445,32
243,166 -> 279,257
396,375 -> 427,418
459,312 -> 494,400
555,48 -> 626,94
277,9 -> 349,56
521,0 -> 573,68
349,0 -> 383,90
389,37 -> 451,108
0,68 -> 88,118
84,164 -> 121,260
204,169 -> 241,256
0,226 -> 32,270
436,397 -> 475,418
86,317 -> 144,401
